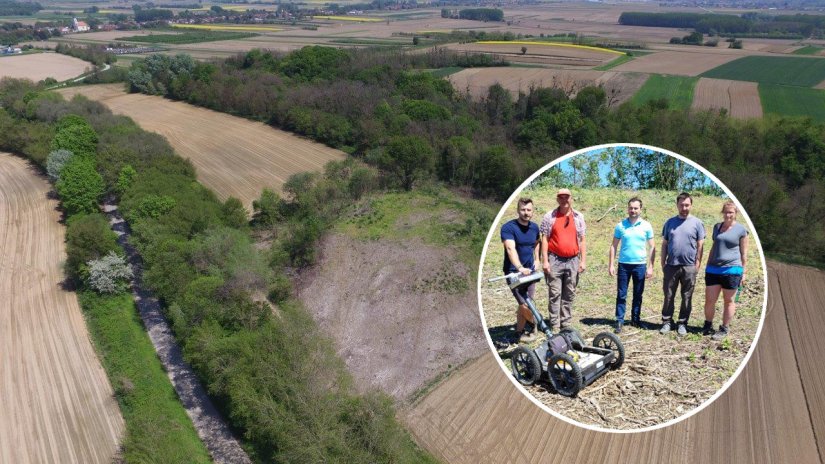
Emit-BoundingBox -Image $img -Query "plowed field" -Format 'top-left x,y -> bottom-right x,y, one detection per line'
448,67 -> 647,105
612,50 -> 744,77
445,42 -> 618,67
0,153 -> 124,463
57,85 -> 345,212
692,78 -> 763,119
0,53 -> 90,81
404,262 -> 825,463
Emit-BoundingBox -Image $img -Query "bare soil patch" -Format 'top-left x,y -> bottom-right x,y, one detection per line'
296,233 -> 485,401
0,53 -> 90,81
0,153 -> 123,463
692,77 -> 762,119
57,84 -> 345,212
404,262 -> 822,463
612,50 -> 745,76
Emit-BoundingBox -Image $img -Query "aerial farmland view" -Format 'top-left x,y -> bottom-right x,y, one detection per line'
3,0 -> 825,462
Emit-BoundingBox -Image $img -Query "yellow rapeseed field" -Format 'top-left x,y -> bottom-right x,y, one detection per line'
477,40 -> 625,54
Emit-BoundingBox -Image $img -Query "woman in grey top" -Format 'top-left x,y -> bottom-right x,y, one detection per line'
702,200 -> 749,340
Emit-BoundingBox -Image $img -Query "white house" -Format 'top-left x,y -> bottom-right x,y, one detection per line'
72,18 -> 90,32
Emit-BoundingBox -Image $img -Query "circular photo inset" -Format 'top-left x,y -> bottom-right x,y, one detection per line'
478,144 -> 767,432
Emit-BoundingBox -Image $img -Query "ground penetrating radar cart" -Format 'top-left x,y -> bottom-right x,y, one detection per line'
489,271 -> 625,397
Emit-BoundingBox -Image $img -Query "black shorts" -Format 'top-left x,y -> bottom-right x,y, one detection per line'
705,272 -> 742,290
511,281 -> 536,305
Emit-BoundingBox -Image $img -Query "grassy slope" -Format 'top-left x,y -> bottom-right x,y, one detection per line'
701,55 -> 825,87
335,187 -> 495,275
759,84 -> 825,122
79,292 -> 211,463
630,74 -> 698,110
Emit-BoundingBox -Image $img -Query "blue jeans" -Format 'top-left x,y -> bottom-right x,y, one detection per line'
616,263 -> 646,323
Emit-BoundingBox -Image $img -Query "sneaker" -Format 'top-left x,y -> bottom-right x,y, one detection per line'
712,325 -> 730,341
614,321 -> 623,334
702,321 -> 715,336
676,324 -> 687,337
631,319 -> 646,330
659,321 -> 671,334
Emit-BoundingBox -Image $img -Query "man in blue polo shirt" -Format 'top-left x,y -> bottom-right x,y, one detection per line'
501,197 -> 541,343
608,197 -> 655,334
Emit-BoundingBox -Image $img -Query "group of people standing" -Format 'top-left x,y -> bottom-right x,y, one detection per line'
500,189 -> 749,344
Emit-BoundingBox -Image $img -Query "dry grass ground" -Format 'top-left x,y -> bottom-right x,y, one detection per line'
404,261 -> 823,463
0,153 -> 124,463
480,189 -> 764,429
692,78 -> 763,119
448,67 -> 647,105
56,84 -> 345,212
0,53 -> 90,81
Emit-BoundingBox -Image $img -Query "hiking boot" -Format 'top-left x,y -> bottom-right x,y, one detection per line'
659,321 -> 672,334
631,319 -> 646,330
702,320 -> 715,336
519,330 -> 538,343
614,321 -> 623,334
712,325 -> 730,341
676,324 -> 688,337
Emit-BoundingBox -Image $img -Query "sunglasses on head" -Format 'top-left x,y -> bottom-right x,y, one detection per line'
557,194 -> 570,199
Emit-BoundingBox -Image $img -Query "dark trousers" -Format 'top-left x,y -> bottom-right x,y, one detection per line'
661,264 -> 698,324
615,263 -> 646,323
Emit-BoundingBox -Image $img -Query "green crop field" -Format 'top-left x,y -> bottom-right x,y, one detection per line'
116,30 -> 255,44
630,74 -> 698,110
759,84 -> 825,122
793,45 -> 824,56
701,56 -> 825,87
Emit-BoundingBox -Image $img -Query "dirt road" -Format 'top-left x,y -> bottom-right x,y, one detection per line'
56,85 -> 345,213
404,261 -> 824,463
0,153 -> 124,463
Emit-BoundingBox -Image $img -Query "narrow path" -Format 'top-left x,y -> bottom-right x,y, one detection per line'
103,201 -> 251,464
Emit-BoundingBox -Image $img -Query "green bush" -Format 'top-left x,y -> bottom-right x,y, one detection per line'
55,157 -> 105,216
65,213 -> 119,284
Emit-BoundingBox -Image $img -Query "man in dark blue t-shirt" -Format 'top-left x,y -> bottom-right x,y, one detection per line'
501,198 -> 541,343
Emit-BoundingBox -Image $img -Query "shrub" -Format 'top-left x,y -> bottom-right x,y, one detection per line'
252,188 -> 282,226
87,251 -> 133,294
135,194 -> 177,218
116,164 -> 137,195
50,115 -> 98,157
65,213 -> 119,283
55,157 -> 105,216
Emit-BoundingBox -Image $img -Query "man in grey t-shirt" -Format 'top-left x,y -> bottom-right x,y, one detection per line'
660,192 -> 706,336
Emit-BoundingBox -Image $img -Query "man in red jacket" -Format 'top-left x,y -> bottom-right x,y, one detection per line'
540,188 -> 587,333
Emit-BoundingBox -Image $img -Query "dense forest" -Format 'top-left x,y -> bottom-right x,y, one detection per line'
124,46 -> 825,264
0,79 -> 436,463
0,0 -> 41,16
619,11 -> 825,38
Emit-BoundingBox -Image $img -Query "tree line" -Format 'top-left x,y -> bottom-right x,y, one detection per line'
124,46 -> 825,264
0,78 -> 436,463
619,11 -> 825,38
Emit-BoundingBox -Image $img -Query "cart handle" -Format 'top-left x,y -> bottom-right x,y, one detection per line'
488,272 -> 520,283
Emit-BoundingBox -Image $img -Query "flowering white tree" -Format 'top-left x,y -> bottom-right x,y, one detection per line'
46,149 -> 74,182
87,251 -> 133,294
